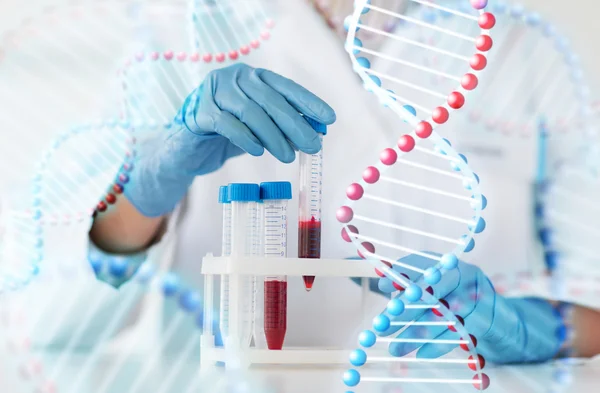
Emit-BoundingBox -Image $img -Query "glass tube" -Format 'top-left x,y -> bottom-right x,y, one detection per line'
298,118 -> 326,291
218,186 -> 232,340
227,183 -> 260,355
259,181 -> 292,350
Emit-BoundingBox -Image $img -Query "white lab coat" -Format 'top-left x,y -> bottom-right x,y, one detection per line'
152,0 -> 553,349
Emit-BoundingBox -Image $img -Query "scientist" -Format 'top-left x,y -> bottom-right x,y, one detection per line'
89,0 -> 600,362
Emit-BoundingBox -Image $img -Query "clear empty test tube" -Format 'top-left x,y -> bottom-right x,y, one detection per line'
260,182 -> 292,350
253,198 -> 266,349
218,186 -> 232,341
227,183 -> 260,360
298,118 -> 326,292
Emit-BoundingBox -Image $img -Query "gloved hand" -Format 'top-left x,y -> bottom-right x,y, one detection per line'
125,63 -> 336,217
377,253 -> 565,364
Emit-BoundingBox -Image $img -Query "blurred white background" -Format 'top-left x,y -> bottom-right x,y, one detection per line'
1,0 -> 598,91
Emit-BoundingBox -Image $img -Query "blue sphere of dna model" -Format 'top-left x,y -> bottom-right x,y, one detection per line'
339,0 -> 494,391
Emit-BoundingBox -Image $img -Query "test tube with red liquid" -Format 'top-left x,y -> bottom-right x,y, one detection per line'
259,182 -> 292,350
298,118 -> 326,291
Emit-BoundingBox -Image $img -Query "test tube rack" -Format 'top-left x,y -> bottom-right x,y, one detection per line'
200,254 -> 385,368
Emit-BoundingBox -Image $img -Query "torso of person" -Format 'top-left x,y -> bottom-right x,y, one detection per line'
167,0 -> 569,348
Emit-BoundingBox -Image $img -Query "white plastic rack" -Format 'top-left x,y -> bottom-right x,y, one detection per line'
200,255 -> 384,368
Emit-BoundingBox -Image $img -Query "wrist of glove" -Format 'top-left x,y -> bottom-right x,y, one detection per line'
376,253 -> 563,364
124,118 -> 242,218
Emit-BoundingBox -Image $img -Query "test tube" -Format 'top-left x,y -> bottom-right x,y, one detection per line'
218,185 -> 232,340
298,118 -> 326,291
227,183 -> 260,354
260,182 -> 292,350
253,198 -> 266,349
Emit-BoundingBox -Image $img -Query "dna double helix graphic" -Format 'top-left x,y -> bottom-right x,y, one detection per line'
32,121 -> 134,221
455,2 -> 595,163
534,101 -> 600,302
0,1 -> 146,289
338,0 -> 494,390
120,0 -> 275,126
0,258 -> 243,393
187,0 -> 275,61
0,200 -> 43,293
441,3 -> 597,301
538,156 -> 600,300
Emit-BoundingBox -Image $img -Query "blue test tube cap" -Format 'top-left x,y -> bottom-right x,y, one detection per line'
218,185 -> 230,204
260,182 -> 293,200
227,183 -> 260,202
304,116 -> 327,135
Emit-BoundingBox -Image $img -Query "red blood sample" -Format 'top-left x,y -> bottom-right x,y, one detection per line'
264,280 -> 287,350
298,218 -> 322,291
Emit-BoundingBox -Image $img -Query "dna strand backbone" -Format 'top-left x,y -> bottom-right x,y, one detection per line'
338,0 -> 494,391
535,101 -> 600,300
187,0 -> 275,61
453,1 -> 595,166
0,1 -> 155,289
0,255 -> 275,393
310,0 -> 410,41
537,155 -> 600,303
442,3 -> 596,297
0,184 -> 42,293
119,0 -> 275,126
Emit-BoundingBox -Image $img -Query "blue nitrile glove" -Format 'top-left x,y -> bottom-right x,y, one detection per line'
377,253 -> 565,364
125,63 -> 336,217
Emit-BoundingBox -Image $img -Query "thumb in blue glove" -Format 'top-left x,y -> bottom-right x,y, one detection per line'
377,253 -> 565,364
125,63 -> 336,217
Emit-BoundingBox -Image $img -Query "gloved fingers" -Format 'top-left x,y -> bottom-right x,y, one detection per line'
379,253 -> 461,300
179,91 -> 204,133
239,74 -> 322,154
255,68 -> 336,125
375,255 -> 431,336
416,273 -> 492,359
414,295 -> 478,359
413,328 -> 458,359
210,111 -> 265,157
461,274 -> 496,338
387,282 -> 476,358
377,294 -> 431,337
192,77 -> 265,156
378,252 -> 463,337
387,310 -> 448,357
217,84 -> 296,163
